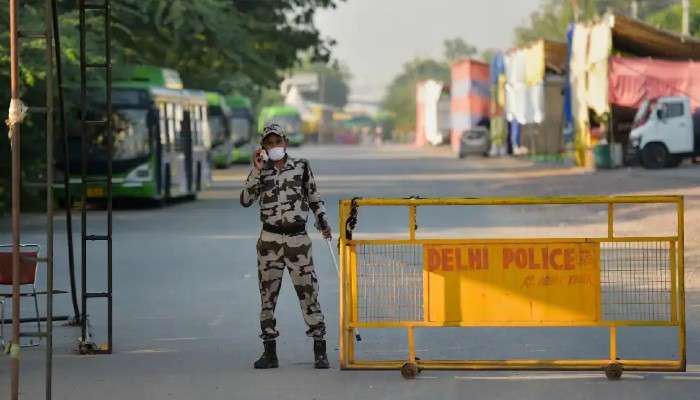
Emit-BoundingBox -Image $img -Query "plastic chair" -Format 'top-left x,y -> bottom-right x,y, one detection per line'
0,244 -> 42,348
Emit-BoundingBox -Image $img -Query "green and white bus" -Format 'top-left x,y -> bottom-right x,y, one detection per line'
208,93 -> 254,168
258,105 -> 304,147
225,95 -> 255,164
57,65 -> 212,203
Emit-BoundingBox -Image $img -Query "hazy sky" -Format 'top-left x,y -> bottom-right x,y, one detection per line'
315,0 -> 543,102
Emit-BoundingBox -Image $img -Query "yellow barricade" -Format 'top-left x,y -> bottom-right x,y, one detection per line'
337,196 -> 686,379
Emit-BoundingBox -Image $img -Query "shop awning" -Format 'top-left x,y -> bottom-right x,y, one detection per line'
610,14 -> 700,60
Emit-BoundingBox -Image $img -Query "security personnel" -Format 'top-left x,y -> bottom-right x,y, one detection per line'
241,122 -> 331,369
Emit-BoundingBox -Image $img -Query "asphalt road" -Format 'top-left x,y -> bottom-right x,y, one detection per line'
1,144 -> 700,399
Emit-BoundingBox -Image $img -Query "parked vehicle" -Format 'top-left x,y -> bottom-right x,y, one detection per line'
629,96 -> 700,169
258,105 -> 304,147
209,93 -> 254,168
56,65 -> 211,203
457,126 -> 491,158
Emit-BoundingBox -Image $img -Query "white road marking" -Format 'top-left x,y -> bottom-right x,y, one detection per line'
124,349 -> 177,354
154,337 -> 205,342
208,313 -> 225,327
454,373 -> 645,381
686,364 -> 700,372
663,375 -> 700,381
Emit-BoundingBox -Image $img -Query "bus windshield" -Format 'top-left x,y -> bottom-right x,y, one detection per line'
62,107 -> 152,173
208,106 -> 228,146
82,108 -> 150,161
265,115 -> 301,134
230,117 -> 251,143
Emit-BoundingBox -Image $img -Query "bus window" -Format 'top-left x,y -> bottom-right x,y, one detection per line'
230,117 -> 251,144
174,104 -> 184,151
200,105 -> 211,148
191,105 -> 199,145
159,102 -> 167,147
166,103 -> 175,152
112,109 -> 150,160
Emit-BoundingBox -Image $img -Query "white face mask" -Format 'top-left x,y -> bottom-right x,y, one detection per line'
267,146 -> 286,161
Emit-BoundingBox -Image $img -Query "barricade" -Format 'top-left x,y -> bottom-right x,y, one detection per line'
337,196 -> 686,379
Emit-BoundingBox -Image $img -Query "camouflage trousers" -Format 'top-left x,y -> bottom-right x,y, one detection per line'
257,230 -> 326,340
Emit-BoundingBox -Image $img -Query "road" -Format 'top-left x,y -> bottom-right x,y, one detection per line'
1,144 -> 700,399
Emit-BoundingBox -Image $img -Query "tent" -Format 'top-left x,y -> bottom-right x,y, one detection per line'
570,13 -> 700,166
504,39 -> 568,157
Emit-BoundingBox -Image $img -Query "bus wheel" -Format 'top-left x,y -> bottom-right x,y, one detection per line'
642,143 -> 668,169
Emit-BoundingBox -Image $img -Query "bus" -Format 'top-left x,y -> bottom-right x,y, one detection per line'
225,95 -> 255,164
258,105 -> 304,147
209,94 -> 255,168
56,65 -> 212,203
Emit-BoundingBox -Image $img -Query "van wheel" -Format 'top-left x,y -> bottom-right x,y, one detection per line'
666,155 -> 682,168
641,143 -> 668,169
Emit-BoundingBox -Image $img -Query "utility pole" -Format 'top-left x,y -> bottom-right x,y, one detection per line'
8,0 -> 21,398
631,0 -> 639,19
682,0 -> 690,36
571,0 -> 581,22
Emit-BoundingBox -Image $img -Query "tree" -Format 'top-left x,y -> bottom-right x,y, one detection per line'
480,48 -> 499,65
381,58 -> 450,133
647,0 -> 700,36
112,0 -> 343,92
514,0 -> 678,45
0,0 -> 344,213
443,38 -> 478,62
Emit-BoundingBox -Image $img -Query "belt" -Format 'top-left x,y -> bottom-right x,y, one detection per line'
262,223 -> 307,236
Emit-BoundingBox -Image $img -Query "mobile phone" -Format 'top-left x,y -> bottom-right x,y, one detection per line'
257,148 -> 268,163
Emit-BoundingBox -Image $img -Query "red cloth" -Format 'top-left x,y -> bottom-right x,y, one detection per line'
609,56 -> 700,111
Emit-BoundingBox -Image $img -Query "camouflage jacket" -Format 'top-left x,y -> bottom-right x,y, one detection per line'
240,156 -> 329,230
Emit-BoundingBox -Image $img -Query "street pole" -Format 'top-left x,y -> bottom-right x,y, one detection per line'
631,0 -> 639,19
319,71 -> 326,143
682,0 -> 690,36
9,0 -> 22,398
571,0 -> 580,22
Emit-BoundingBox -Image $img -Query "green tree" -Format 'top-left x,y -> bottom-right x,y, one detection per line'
113,0 -> 343,91
514,0 -> 678,45
381,58 -> 450,133
480,48 -> 499,65
647,0 -> 700,36
443,38 -> 478,62
0,0 -> 344,213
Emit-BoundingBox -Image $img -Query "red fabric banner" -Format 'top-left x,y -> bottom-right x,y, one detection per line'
609,56 -> 700,111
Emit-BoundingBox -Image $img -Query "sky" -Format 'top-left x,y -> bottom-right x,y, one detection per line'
315,0 -> 543,103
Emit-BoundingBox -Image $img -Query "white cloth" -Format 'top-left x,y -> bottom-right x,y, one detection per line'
586,22 -> 613,115
421,80 -> 444,146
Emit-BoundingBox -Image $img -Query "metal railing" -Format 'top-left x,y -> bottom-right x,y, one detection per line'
338,196 -> 686,379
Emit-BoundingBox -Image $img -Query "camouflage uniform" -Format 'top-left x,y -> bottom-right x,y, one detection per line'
241,156 -> 328,340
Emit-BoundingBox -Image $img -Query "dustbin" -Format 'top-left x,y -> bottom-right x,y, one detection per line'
594,143 -> 612,169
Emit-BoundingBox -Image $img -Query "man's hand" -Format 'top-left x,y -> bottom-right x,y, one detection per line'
320,225 -> 332,240
253,148 -> 265,171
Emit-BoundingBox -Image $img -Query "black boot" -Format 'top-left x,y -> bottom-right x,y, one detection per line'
254,340 -> 279,369
313,339 -> 329,369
